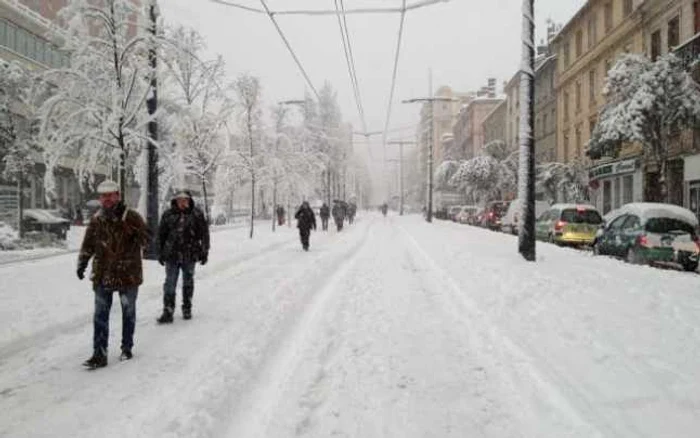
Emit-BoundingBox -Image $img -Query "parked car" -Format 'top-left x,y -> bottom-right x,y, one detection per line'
479,201 -> 510,231
501,199 -> 550,235
455,205 -> 479,224
22,209 -> 71,239
593,202 -> 700,272
536,204 -> 603,246
447,205 -> 463,222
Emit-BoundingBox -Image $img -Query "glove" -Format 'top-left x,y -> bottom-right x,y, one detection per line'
200,254 -> 208,265
77,265 -> 86,280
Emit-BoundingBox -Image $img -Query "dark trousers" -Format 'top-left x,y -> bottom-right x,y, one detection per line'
299,228 -> 311,249
93,284 -> 138,354
321,217 -> 329,231
163,261 -> 196,313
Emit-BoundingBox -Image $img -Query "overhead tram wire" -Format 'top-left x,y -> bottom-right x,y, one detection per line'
211,0 -> 451,16
258,0 -> 320,100
333,0 -> 367,134
380,0 -> 408,174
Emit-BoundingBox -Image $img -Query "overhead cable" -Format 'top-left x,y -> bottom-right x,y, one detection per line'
380,0 -> 408,155
211,0 -> 451,16
258,0 -> 320,99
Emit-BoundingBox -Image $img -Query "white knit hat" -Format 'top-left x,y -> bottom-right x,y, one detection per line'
96,180 -> 119,194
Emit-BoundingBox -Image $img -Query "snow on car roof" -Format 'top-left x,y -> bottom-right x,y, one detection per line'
615,203 -> 699,226
549,203 -> 598,211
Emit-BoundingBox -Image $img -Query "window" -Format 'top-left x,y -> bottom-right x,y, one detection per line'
622,215 -> 640,230
623,175 -> 633,204
623,0 -> 633,16
575,126 -> 582,157
16,27 -> 26,56
561,209 -> 603,224
668,16 -> 680,50
613,177 -> 621,209
564,91 -> 570,121
588,14 -> 598,49
651,30 -> 661,60
575,82 -> 582,111
6,21 -> 15,50
589,69 -> 596,104
0,20 -> 6,47
563,131 -> 570,160
605,2 -> 613,33
564,40 -> 570,67
603,180 -> 612,213
589,119 -> 597,137
576,30 -> 583,57
609,214 -> 628,230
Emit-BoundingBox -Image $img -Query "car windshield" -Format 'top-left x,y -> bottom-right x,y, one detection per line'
560,209 -> 602,224
645,217 -> 695,235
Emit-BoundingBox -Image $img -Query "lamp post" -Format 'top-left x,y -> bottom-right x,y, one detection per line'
402,96 -> 457,223
145,0 -> 160,260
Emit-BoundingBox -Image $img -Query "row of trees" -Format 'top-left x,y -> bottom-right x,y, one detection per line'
0,0 -> 363,238
435,139 -> 587,206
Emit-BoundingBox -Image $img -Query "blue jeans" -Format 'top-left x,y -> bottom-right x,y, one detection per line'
163,261 -> 196,312
93,284 -> 138,354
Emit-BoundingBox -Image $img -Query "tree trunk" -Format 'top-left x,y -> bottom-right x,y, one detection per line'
250,174 -> 255,239
145,0 -> 159,260
272,179 -> 277,232
17,170 -> 24,238
201,178 -> 210,223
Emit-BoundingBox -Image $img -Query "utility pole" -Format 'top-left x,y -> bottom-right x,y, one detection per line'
145,0 -> 160,259
518,0 -> 536,261
402,96 -> 456,223
388,140 -> 415,216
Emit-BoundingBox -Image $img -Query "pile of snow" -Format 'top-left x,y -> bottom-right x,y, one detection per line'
611,202 -> 698,225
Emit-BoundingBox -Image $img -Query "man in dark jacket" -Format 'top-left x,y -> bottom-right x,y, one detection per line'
295,201 -> 316,251
77,180 -> 149,369
347,202 -> 357,225
157,191 -> 210,323
319,203 -> 330,231
332,201 -> 345,231
276,205 -> 285,226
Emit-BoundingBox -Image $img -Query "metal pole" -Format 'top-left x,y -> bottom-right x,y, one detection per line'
145,0 -> 160,259
427,100 -> 434,223
518,0 -> 536,261
399,141 -> 404,216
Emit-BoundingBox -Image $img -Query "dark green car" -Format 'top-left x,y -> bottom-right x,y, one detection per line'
593,203 -> 700,272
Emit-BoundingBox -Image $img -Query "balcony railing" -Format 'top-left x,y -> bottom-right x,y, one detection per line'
675,32 -> 700,70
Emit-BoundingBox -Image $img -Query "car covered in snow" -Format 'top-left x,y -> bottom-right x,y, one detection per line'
593,203 -> 700,272
501,199 -> 550,235
22,209 -> 71,239
455,205 -> 479,224
536,204 -> 603,246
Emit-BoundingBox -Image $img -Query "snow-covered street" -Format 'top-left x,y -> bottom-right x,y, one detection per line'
2,213 -> 700,437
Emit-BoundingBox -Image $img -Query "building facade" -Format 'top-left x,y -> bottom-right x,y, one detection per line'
552,0 -> 646,214
482,100 -> 507,148
453,98 -> 503,160
534,55 -> 558,164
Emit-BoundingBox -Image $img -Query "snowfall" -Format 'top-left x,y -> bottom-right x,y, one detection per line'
1,213 -> 699,438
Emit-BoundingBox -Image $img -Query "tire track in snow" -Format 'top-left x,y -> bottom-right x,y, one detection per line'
398,224 -> 611,438
220,218 -> 375,438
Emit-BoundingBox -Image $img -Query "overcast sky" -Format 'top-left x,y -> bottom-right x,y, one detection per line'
159,0 -> 585,196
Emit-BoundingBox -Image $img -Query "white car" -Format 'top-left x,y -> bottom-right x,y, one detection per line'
501,199 -> 550,235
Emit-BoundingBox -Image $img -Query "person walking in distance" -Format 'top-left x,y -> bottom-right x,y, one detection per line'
319,202 -> 330,231
332,201 -> 345,231
276,204 -> 285,226
77,180 -> 149,369
157,191 -> 210,323
295,201 -> 317,251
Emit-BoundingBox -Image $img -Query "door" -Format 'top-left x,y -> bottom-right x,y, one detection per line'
600,214 -> 628,255
618,215 -> 642,256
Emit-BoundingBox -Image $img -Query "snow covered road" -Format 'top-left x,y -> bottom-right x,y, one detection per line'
1,214 -> 700,437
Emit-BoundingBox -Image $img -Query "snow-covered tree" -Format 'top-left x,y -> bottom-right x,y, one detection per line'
589,53 -> 700,201
37,0 -> 155,198
536,160 -> 588,203
434,160 -> 459,191
0,61 -> 39,235
160,26 -> 234,221
235,74 -> 263,239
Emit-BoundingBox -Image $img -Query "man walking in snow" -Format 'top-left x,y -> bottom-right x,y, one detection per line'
295,201 -> 317,251
332,201 -> 345,231
157,190 -> 210,323
77,180 -> 149,369
319,202 -> 330,231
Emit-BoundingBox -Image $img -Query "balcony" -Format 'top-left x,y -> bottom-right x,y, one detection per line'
675,32 -> 700,71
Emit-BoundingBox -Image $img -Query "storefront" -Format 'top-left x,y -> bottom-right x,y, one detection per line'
684,153 -> 700,220
588,157 -> 643,215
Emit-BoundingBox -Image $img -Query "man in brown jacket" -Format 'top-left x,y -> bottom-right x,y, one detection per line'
77,180 -> 149,369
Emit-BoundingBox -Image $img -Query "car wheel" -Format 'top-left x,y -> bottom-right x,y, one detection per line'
682,261 -> 699,272
626,247 -> 644,265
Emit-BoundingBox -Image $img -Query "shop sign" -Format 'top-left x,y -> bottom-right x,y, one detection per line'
589,158 -> 637,180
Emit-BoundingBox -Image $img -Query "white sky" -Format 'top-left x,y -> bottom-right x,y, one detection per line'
159,0 -> 586,196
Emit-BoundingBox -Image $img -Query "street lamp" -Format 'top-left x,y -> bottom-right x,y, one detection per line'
402,96 -> 457,223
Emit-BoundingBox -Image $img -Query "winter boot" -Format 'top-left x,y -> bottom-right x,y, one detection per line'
83,350 -> 108,369
157,308 -> 174,324
119,349 -> 133,361
182,307 -> 192,320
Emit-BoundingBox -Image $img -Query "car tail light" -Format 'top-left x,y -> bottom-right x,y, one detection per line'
554,220 -> 566,232
638,235 -> 650,247
489,212 -> 494,219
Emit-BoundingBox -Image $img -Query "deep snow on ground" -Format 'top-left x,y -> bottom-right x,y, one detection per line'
1,214 -> 699,438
